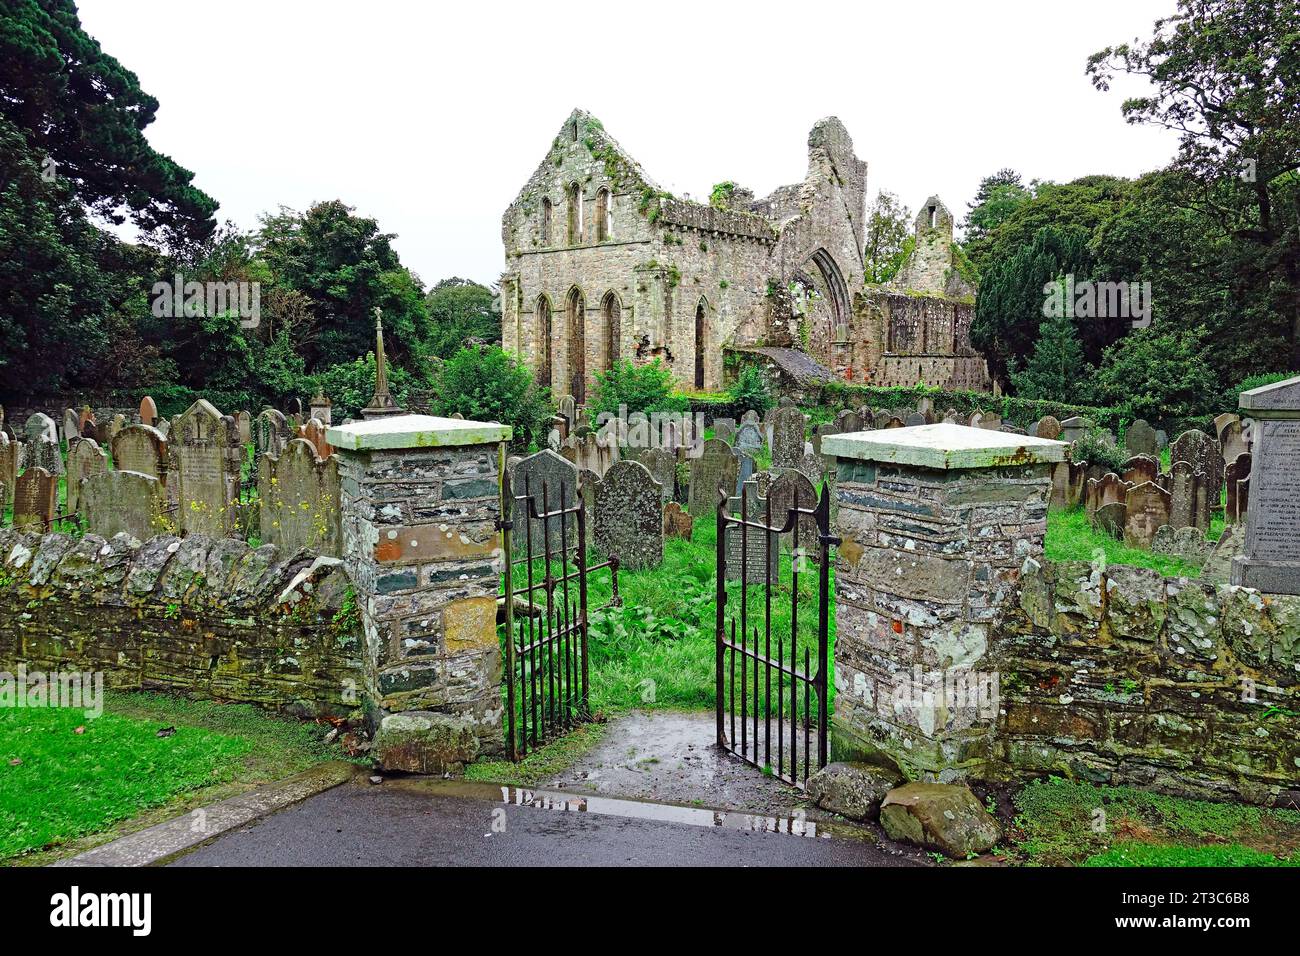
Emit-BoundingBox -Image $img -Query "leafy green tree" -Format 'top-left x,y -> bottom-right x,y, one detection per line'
971,225 -> 1092,386
1090,325 -> 1219,427
862,191 -> 912,283
0,0 -> 217,247
589,359 -> 688,416
1009,304 -> 1091,401
313,353 -> 412,423
963,169 -> 1033,250
256,201 -> 431,374
1087,0 -> 1300,364
429,345 -> 550,451
425,278 -> 500,358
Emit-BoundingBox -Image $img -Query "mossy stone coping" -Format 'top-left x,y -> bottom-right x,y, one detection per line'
821,423 -> 1067,471
326,415 -> 512,452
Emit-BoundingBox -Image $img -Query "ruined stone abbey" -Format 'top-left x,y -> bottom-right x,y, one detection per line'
500,109 -> 990,401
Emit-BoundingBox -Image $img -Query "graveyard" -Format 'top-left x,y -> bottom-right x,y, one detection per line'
1,0 -> 1299,889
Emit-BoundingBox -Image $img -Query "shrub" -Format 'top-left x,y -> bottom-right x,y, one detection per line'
725,366 -> 773,416
429,345 -> 550,451
590,359 -> 688,416
1089,325 -> 1219,429
1224,370 -> 1298,410
313,353 -> 413,422
1071,427 -> 1126,472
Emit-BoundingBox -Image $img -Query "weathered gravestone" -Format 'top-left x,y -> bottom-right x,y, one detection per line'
1093,501 -> 1127,539
0,433 -> 15,512
593,460 -> 663,570
81,470 -> 170,542
712,418 -> 736,443
1171,429 -> 1224,501
1123,482 -> 1172,549
905,412 -> 927,428
61,408 -> 79,443
734,422 -> 764,453
173,399 -> 241,537
13,467 -> 57,531
1034,416 -> 1063,440
724,475 -> 779,583
300,417 -> 334,460
235,410 -> 252,445
1125,419 -> 1159,458
735,452 -> 755,498
309,392 -> 333,426
639,447 -> 676,502
23,413 -> 63,476
139,395 -> 158,428
255,408 -> 292,460
1225,453 -> 1252,525
1060,416 -> 1089,444
111,424 -> 167,482
687,439 -> 739,519
740,410 -> 760,426
835,409 -> 863,433
768,469 -> 820,560
1168,460 -> 1200,530
509,449 -> 579,557
66,438 -> 107,515
663,501 -> 693,539
258,438 -> 342,556
1232,375 -> 1300,593
1121,455 -> 1158,487
1219,419 -> 1248,469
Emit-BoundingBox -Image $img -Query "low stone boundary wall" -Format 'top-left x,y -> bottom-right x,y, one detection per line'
0,529 -> 364,718
993,559 -> 1299,805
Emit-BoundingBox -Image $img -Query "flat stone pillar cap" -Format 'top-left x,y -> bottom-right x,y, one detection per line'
1239,374 -> 1300,417
821,423 -> 1067,470
327,414 -> 511,451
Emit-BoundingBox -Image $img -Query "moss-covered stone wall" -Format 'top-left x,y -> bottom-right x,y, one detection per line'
0,529 -> 364,719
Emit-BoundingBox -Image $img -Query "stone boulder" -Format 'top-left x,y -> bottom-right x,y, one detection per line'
879,782 -> 1001,858
373,712 -> 478,774
805,761 -> 903,821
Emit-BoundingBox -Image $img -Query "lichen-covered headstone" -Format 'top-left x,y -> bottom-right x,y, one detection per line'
66,438 -> 107,515
1124,419 -> 1158,457
509,449 -> 579,557
1120,455 -> 1158,486
724,475 -> 779,582
81,470 -> 170,542
769,469 -> 819,559
0,432 -> 15,512
593,460 -> 663,570
639,447 -> 676,501
687,438 -> 738,518
1123,481 -> 1171,548
734,422 -> 763,453
173,399 -> 241,537
769,407 -> 805,470
111,424 -> 168,481
255,408 -> 291,460
1225,452 -> 1252,525
258,438 -> 342,556
13,467 -> 57,531
1171,429 -> 1224,501
712,418 -> 735,443
23,413 -> 63,476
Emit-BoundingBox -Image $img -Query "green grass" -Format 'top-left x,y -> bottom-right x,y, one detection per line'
1084,843 -> 1298,867
0,690 -> 339,861
1045,506 -> 1205,577
465,721 -> 607,786
502,512 -> 834,721
1012,776 -> 1300,867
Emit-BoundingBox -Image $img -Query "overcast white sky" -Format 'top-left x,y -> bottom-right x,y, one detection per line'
78,0 -> 1183,287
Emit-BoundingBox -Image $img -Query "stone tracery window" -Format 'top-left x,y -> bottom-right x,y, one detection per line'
537,295 -> 553,387
567,183 -> 582,245
541,198 -> 553,245
595,187 -> 611,241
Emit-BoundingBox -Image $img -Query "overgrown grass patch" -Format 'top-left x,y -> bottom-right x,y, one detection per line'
1012,776 -> 1300,866
465,721 -> 607,786
0,690 -> 339,862
1044,506 -> 1204,577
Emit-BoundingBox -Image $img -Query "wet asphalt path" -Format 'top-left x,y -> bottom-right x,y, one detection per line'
169,779 -> 918,867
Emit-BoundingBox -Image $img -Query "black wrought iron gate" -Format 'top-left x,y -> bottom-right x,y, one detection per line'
714,482 -> 837,787
500,465 -> 619,761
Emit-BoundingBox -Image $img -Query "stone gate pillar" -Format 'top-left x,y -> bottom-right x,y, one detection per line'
821,423 -> 1066,781
327,414 -> 512,773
